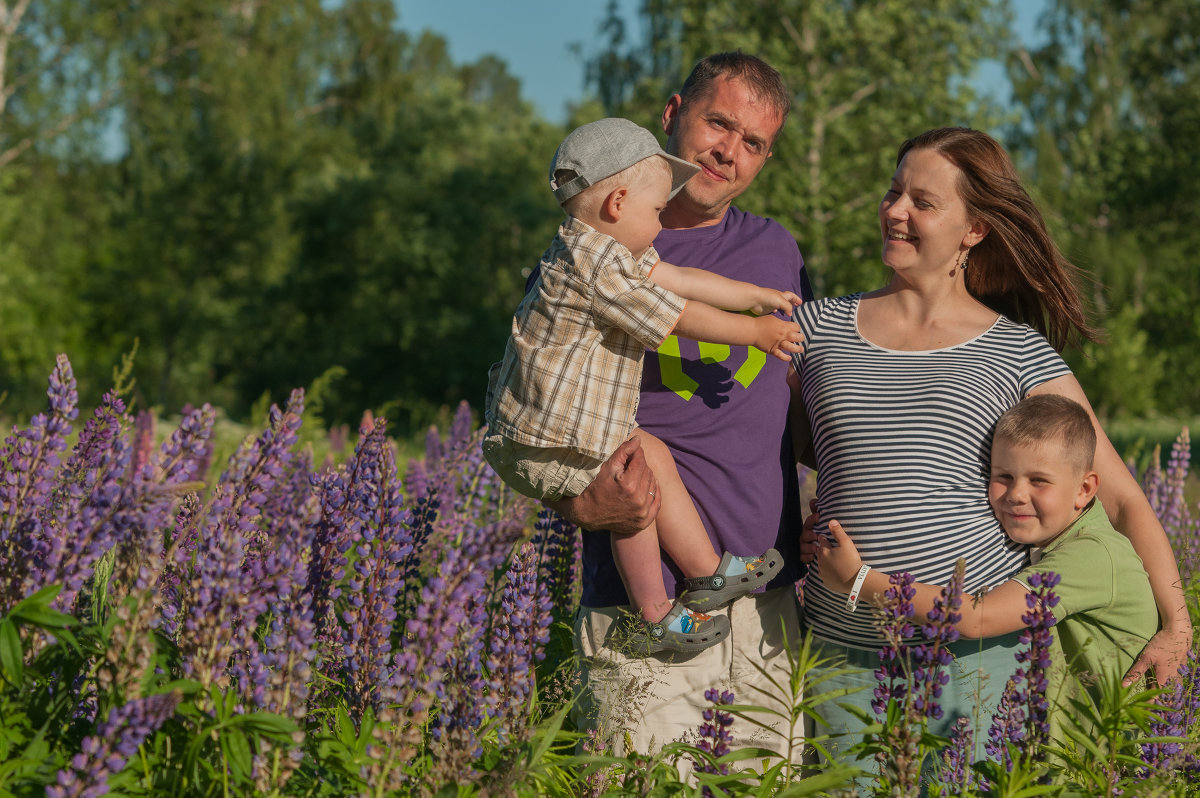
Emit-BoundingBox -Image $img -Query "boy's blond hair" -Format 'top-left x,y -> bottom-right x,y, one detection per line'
993,394 -> 1097,474
557,154 -> 671,220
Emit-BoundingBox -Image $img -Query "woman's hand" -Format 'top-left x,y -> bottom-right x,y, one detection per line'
1125,624 -> 1195,686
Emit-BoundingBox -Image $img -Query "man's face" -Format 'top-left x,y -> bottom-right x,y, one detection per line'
661,76 -> 782,225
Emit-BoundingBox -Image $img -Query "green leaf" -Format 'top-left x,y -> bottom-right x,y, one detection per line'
219,727 -> 253,783
0,621 -> 22,683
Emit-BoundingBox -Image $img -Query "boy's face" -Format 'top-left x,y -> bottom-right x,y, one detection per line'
988,436 -> 1098,547
611,162 -> 672,260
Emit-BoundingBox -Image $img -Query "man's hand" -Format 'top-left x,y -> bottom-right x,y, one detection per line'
544,436 -> 660,533
1124,624 -> 1194,686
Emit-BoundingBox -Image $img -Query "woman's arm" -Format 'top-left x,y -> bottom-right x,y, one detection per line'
1029,375 -> 1193,682
818,519 -> 1030,638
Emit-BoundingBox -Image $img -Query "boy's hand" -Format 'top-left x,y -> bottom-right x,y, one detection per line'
816,519 -> 865,593
749,288 -> 803,317
753,316 -> 805,362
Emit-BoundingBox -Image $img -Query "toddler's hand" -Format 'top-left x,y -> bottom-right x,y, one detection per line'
749,288 -> 803,317
816,519 -> 865,593
753,316 -> 804,362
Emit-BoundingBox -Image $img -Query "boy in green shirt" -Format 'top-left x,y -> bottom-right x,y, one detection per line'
820,394 -> 1159,727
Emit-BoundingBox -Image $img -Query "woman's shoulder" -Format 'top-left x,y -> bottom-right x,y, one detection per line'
795,293 -> 859,326
986,314 -> 1060,351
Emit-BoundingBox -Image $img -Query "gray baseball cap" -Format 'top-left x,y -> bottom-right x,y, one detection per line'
548,117 -> 700,204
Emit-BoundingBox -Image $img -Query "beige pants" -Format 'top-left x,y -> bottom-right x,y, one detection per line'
572,586 -> 806,766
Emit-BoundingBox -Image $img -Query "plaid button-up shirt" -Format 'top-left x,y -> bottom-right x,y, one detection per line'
485,216 -> 687,460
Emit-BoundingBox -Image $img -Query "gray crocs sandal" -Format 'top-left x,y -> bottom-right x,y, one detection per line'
679,548 -> 783,612
614,603 -> 730,657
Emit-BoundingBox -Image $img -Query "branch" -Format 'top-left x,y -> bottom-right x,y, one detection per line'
0,0 -> 33,117
0,30 -> 213,170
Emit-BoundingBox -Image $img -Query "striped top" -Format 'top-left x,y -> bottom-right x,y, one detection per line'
792,294 -> 1072,649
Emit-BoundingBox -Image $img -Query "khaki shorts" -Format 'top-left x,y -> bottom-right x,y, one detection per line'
572,586 -> 807,769
481,433 -> 604,501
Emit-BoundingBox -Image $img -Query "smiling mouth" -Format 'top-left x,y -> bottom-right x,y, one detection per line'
887,230 -> 916,242
698,163 -> 728,182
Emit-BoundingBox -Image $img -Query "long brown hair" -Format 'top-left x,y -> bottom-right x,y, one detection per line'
897,127 -> 1100,350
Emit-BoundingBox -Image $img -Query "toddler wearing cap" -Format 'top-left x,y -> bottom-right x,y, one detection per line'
484,118 -> 802,655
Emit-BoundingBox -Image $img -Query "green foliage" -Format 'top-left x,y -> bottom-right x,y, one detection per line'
1006,0 -> 1200,418
1,0 -> 1199,426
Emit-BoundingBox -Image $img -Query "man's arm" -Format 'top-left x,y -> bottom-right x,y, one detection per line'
819,519 -> 1030,638
544,436 -> 661,533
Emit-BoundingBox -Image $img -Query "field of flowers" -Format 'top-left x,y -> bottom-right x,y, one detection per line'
1,355 -> 1198,797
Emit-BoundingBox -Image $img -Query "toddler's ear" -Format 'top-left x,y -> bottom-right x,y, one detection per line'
1076,470 -> 1099,509
600,186 -> 628,222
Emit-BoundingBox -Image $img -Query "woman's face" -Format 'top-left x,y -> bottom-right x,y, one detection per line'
878,147 -> 979,277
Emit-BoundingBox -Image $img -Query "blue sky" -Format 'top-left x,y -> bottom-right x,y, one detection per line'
394,1 -> 1045,124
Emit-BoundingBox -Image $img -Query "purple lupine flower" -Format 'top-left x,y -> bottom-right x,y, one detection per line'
910,560 -> 964,723
1017,571 -> 1059,755
175,393 -> 305,690
34,392 -> 131,613
154,404 -> 216,487
46,692 -> 179,798
986,674 -> 1027,770
341,422 -> 411,719
694,687 -> 736,795
986,571 -> 1059,772
156,492 -> 201,639
224,392 -> 307,696
531,509 -> 582,622
485,542 -> 553,743
941,716 -> 981,792
0,355 -> 79,611
1141,650 -> 1200,777
873,572 -> 917,715
389,544 -> 489,783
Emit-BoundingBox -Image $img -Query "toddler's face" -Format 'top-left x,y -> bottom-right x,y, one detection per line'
987,437 -> 1093,547
612,164 -> 672,259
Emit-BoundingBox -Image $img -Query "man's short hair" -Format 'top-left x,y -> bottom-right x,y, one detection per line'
678,51 -> 791,137
993,394 -> 1097,473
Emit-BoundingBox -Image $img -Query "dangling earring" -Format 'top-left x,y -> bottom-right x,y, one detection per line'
959,250 -> 970,271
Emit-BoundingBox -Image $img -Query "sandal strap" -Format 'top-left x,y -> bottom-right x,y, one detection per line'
681,573 -> 727,591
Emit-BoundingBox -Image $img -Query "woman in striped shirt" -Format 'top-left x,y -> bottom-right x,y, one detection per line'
789,127 -> 1190,770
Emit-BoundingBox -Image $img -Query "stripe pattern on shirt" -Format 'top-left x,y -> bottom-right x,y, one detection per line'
793,294 -> 1072,649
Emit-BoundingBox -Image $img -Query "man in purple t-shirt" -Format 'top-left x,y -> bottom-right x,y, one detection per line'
545,52 -> 815,760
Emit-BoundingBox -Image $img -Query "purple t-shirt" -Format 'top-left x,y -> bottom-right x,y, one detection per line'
579,207 -> 813,607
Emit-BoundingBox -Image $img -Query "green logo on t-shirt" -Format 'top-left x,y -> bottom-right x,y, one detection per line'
654,335 -> 767,401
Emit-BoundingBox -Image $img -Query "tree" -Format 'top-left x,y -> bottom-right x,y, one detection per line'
1007,0 -> 1200,417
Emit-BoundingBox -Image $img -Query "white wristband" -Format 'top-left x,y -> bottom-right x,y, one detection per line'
845,565 -> 871,613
